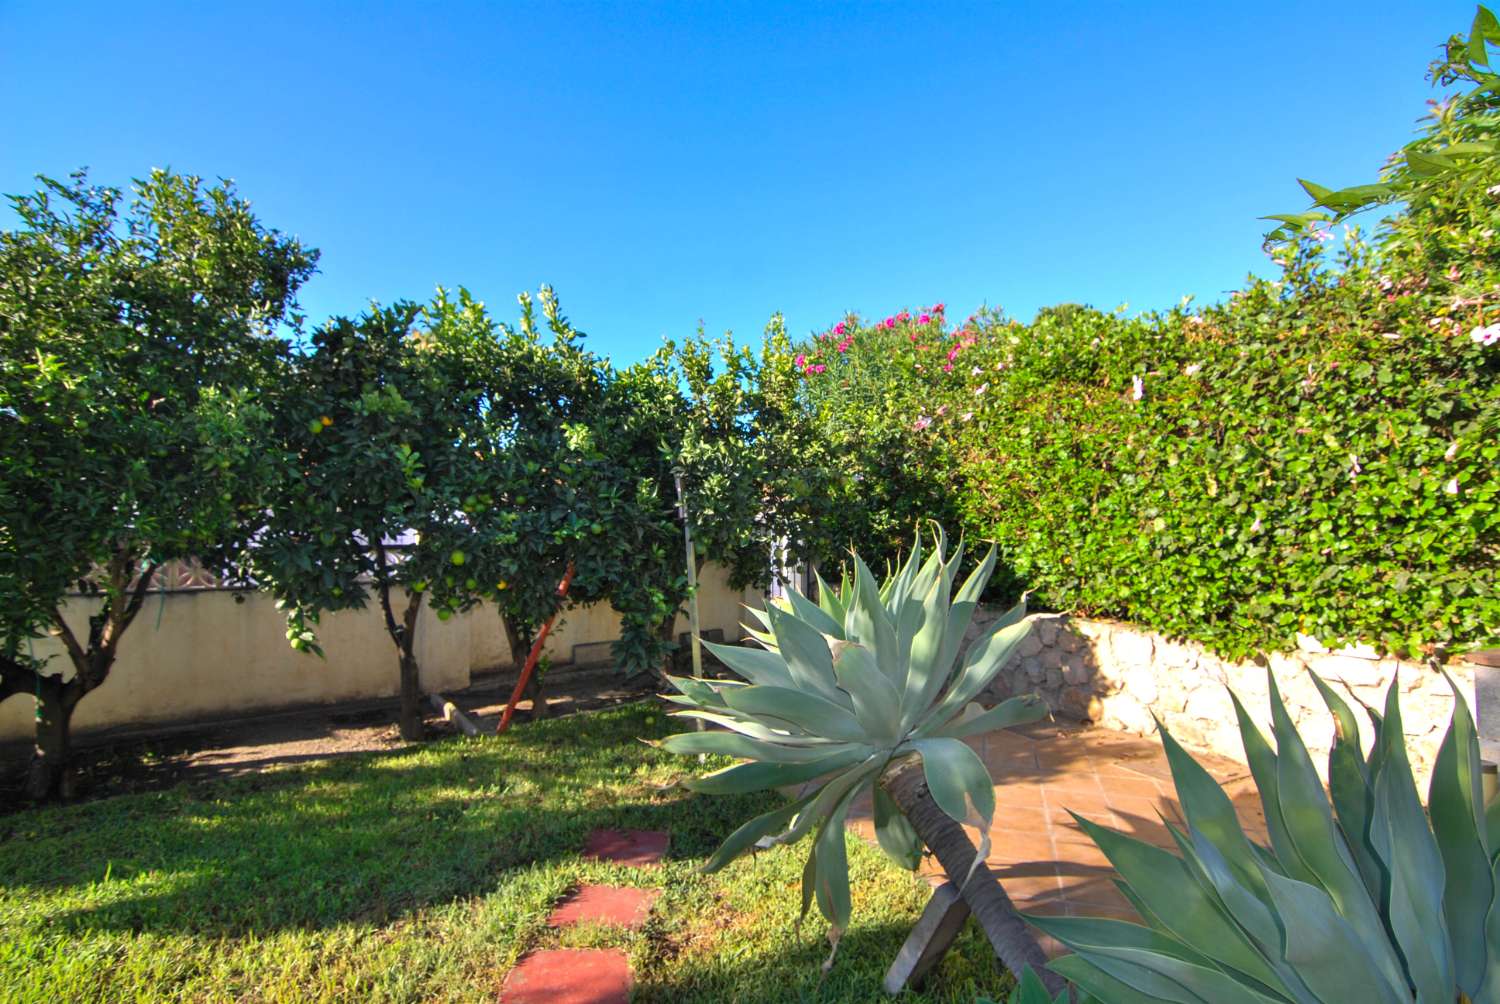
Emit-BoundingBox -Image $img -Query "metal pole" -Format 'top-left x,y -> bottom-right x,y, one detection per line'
673,472 -> 704,682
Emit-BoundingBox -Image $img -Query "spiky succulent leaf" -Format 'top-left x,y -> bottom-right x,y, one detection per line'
1056,669 -> 1494,1004
668,529 -> 1048,938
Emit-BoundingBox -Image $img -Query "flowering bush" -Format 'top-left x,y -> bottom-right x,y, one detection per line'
790,14 -> 1499,659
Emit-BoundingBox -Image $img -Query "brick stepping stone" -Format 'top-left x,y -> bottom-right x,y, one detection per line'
582,828 -> 670,867
501,948 -> 631,1004
547,884 -> 659,929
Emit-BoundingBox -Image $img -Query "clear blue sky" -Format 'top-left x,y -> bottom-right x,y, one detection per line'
0,1 -> 1470,363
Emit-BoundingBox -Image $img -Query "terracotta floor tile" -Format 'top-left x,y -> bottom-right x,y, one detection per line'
501,949 -> 631,1004
546,886 -> 658,930
582,829 -> 670,867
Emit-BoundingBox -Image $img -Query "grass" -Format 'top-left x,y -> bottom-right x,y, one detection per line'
0,700 -> 1012,1002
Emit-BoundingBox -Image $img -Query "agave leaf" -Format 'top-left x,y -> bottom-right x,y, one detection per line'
933,545 -> 998,687
662,729 -> 872,764
800,838 -> 819,920
1230,690 -> 1320,888
812,786 -> 857,930
785,585 -> 844,640
722,685 -> 866,742
813,567 -> 846,625
1158,721 -> 1278,905
922,607 -> 1030,727
702,639 -> 798,684
664,673 -> 731,708
742,622 -> 778,648
1308,672 -> 1383,898
1474,855 -> 1500,1004
766,603 -> 852,709
903,568 -> 955,727
1265,675 -> 1398,981
1027,915 -> 1270,1003
1070,813 -> 1285,991
873,783 -> 922,871
684,748 -> 870,795
1367,677 -> 1455,1000
744,604 -> 773,631
701,790 -> 814,873
1257,866 -> 1410,1004
931,695 -> 1048,740
911,737 -> 995,826
830,641 -> 903,741
1428,672 -> 1492,994
669,708 -> 830,744
767,758 -> 882,851
846,552 -> 901,687
1047,956 -> 1167,1004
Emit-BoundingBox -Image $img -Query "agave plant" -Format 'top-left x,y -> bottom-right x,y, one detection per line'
1030,669 -> 1499,1003
662,529 -> 1061,987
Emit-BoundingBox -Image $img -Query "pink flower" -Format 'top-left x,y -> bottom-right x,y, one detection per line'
810,363 -> 826,373
884,317 -> 896,329
946,346 -> 960,362
913,415 -> 933,430
936,405 -> 948,416
1471,323 -> 1500,346
834,321 -> 846,335
794,353 -> 806,367
942,363 -> 953,372
919,313 -> 931,324
933,302 -> 945,313
960,411 -> 973,422
974,383 -> 988,396
897,310 -> 911,322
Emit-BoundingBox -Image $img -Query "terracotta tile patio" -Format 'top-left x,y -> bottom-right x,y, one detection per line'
843,721 -> 1267,954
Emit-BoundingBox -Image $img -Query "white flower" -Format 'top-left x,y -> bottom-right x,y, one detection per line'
1470,323 -> 1500,346
1445,440 -> 1459,461
960,411 -> 973,422
971,365 -> 982,375
1249,517 -> 1262,533
1444,477 -> 1459,495
974,383 -> 988,396
1488,184 -> 1500,196
1131,375 -> 1144,401
1348,454 -> 1362,480
1184,363 -> 1202,376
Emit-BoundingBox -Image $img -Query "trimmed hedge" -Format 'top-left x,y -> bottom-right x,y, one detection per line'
795,194 -> 1499,659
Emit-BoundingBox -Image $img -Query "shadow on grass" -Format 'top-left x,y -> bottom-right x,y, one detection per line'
0,702 -> 773,939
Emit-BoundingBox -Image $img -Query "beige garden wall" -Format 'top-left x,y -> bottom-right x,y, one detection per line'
0,563 -> 760,744
975,608 -> 1481,789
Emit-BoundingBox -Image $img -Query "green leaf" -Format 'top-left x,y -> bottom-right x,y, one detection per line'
1069,813 -> 1285,991
785,585 -> 844,640
830,641 -> 903,741
701,791 -> 814,873
1429,672 -> 1492,994
1308,673 -> 1383,898
684,749 -> 869,795
661,729 -> 868,764
722,685 -> 867,742
873,783 -> 922,871
1047,956 -> 1164,1004
813,567 -> 846,624
1367,678 -> 1455,1000
812,789 -> 856,930
931,695 -> 1048,740
845,553 -> 901,688
766,602 -> 851,709
911,737 -> 995,825
702,640 -> 795,689
922,608 -> 1031,727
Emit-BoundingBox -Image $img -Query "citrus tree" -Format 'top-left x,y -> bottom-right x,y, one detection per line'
0,170 -> 316,797
250,295 -> 490,740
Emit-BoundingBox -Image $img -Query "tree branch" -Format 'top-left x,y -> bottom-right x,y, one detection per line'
49,608 -> 87,672
373,539 -> 402,647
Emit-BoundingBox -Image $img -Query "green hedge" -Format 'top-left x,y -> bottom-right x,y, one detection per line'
795,194 -> 1499,659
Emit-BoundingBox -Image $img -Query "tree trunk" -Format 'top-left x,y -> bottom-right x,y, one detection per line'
396,591 -> 424,741
505,623 -> 548,719
525,671 -> 549,719
881,757 -> 1066,996
28,674 -> 81,801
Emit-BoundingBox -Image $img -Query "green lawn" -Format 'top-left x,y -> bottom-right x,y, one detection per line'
0,701 -> 1011,1002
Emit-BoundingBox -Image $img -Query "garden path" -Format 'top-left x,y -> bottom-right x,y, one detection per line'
841,720 -> 1266,957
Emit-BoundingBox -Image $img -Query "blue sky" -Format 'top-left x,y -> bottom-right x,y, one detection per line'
0,1 -> 1469,363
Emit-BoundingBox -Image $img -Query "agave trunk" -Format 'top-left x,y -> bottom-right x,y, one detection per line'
882,757 -> 1066,996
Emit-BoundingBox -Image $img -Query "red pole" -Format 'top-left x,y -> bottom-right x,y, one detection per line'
497,563 -> 575,733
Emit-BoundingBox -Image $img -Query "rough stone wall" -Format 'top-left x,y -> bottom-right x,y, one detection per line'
974,608 -> 1479,789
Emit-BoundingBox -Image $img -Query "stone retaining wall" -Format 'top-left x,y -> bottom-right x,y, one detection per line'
974,608 -> 1480,788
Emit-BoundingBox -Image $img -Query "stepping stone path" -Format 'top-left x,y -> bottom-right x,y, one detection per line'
500,829 -> 669,1004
